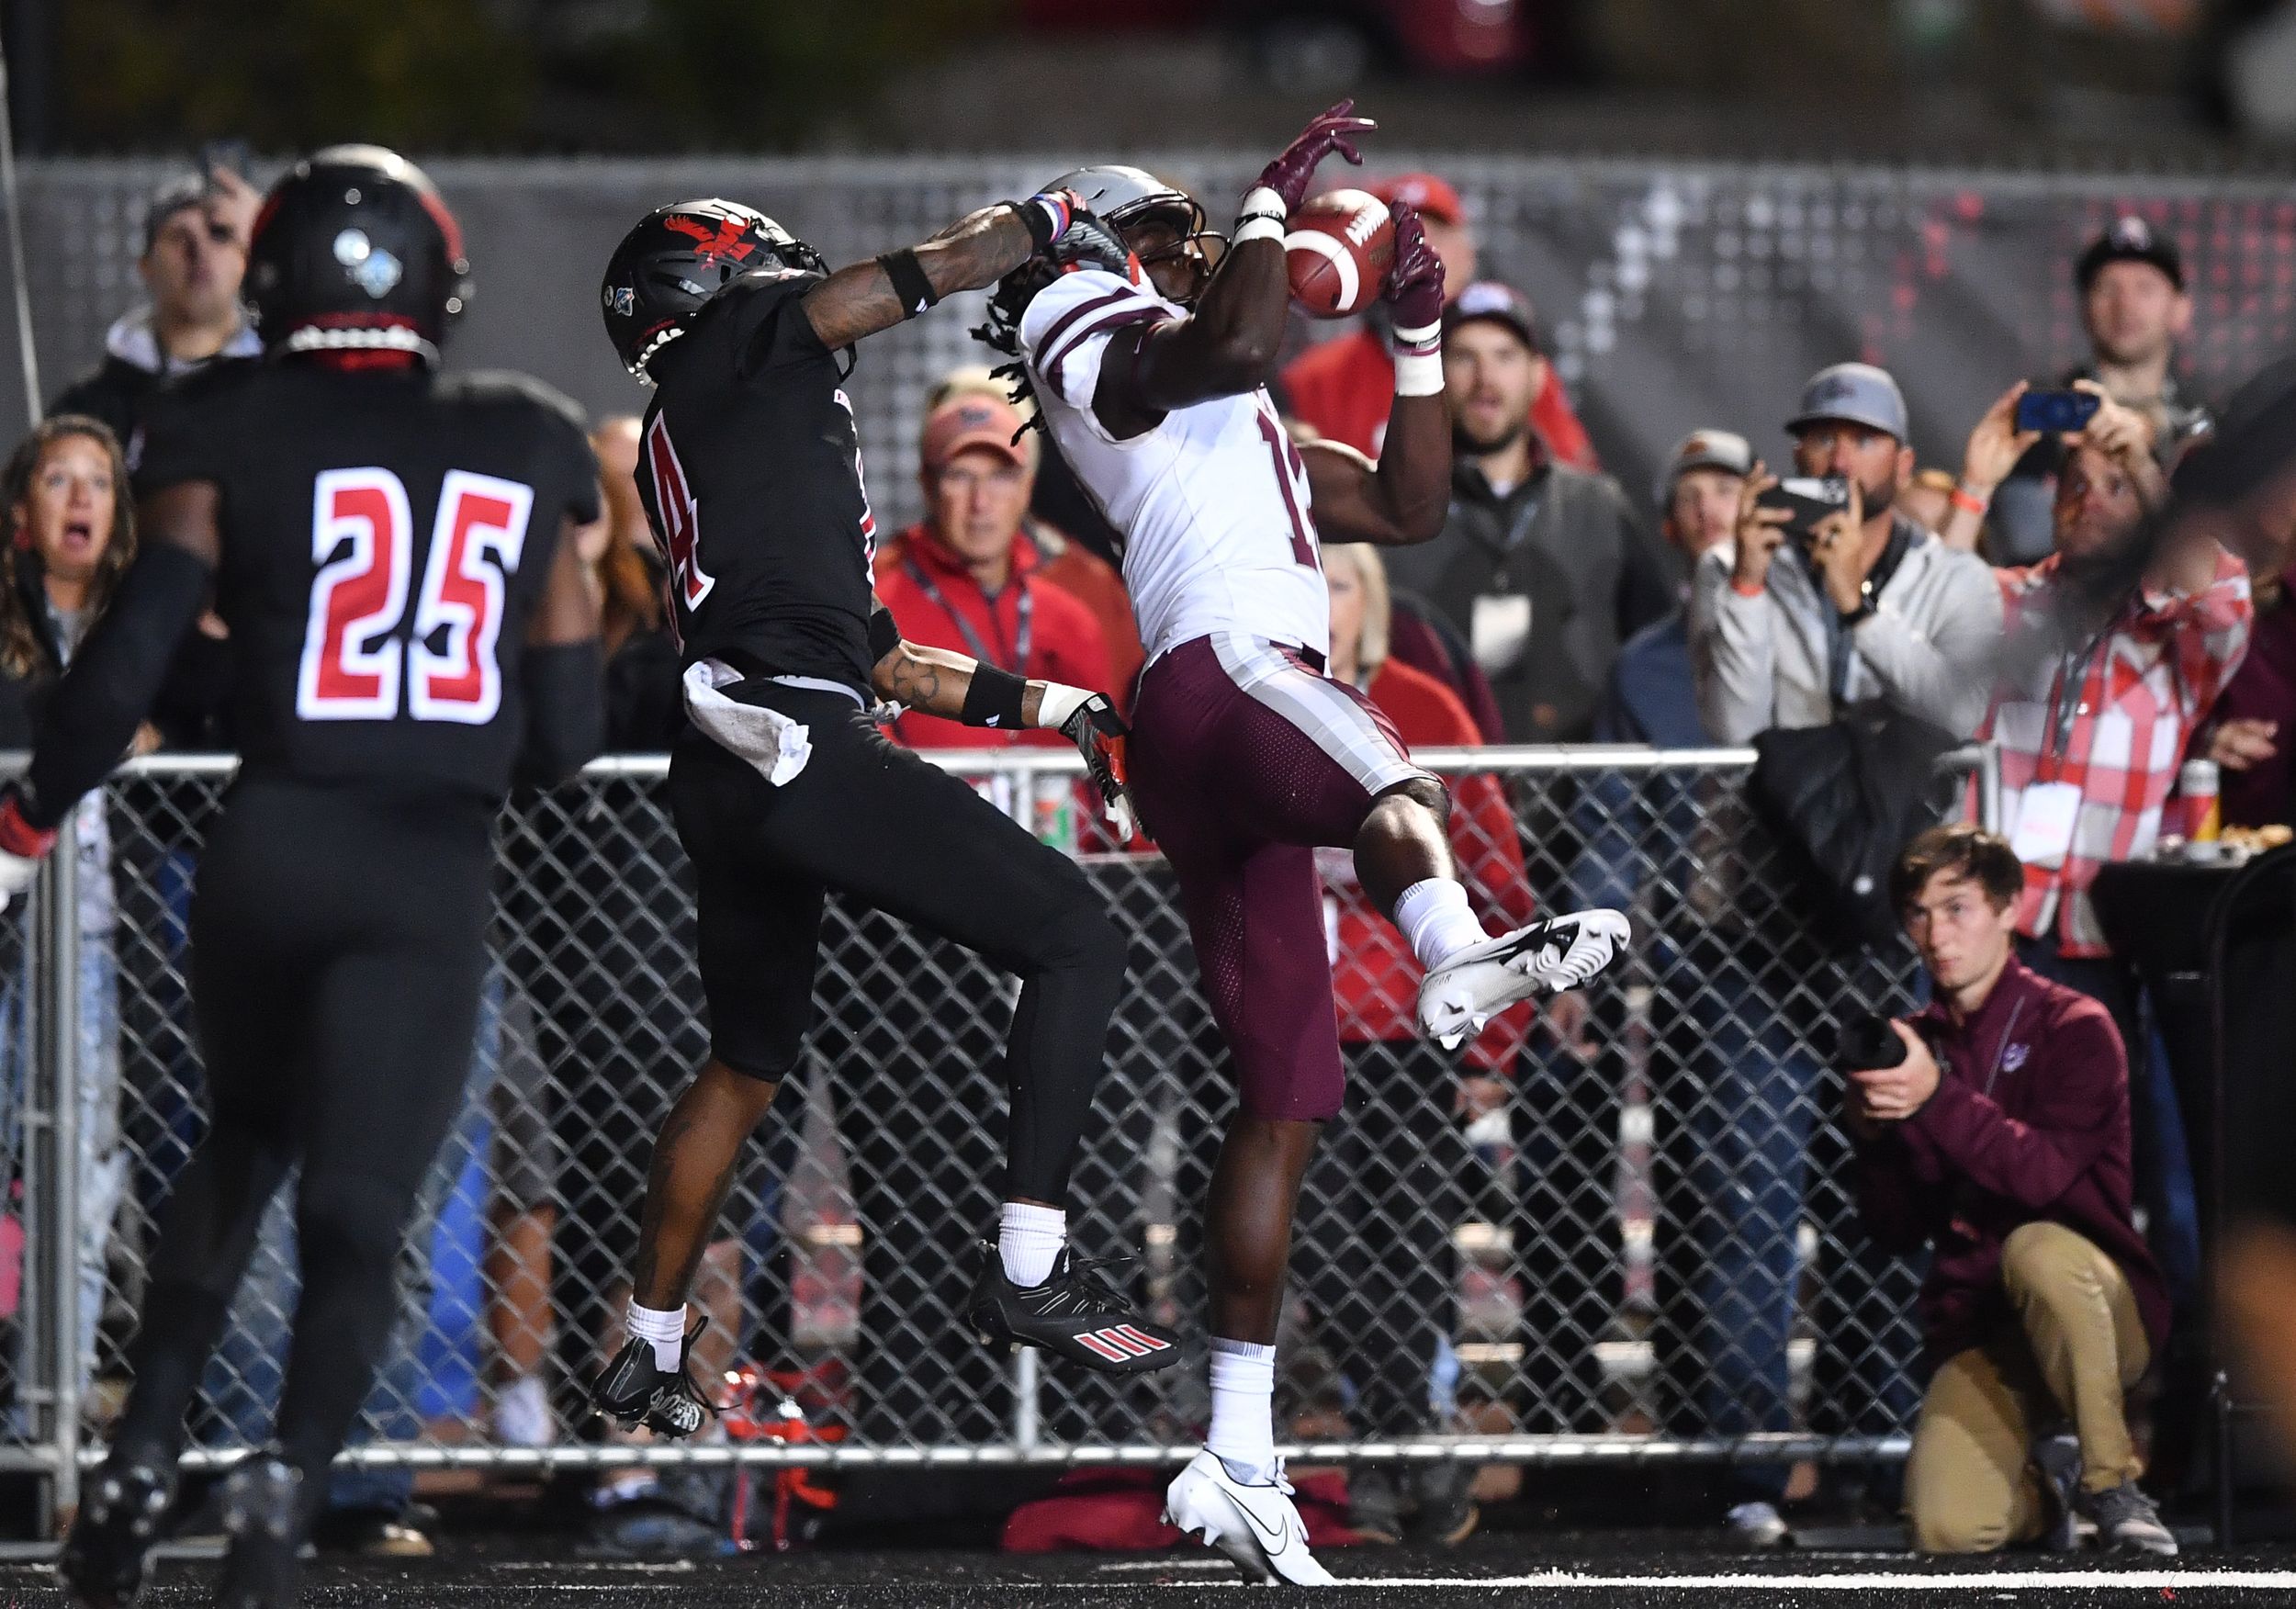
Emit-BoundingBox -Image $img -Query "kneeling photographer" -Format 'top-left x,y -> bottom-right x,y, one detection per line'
1851,826 -> 2174,1558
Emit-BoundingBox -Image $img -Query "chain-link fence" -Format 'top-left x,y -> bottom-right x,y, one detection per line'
17,155 -> 2296,534
8,747 -> 1939,1491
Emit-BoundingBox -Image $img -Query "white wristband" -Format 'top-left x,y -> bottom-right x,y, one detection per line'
1033,681 -> 1093,731
1233,186 -> 1287,246
1237,186 -> 1287,222
1395,351 -> 1445,397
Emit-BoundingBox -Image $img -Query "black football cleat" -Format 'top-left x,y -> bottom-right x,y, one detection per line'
59,1454 -> 174,1608
212,1450 -> 304,1609
591,1319 -> 717,1438
966,1244 -> 1181,1374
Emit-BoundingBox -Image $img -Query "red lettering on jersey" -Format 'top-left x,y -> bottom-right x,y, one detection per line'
298,467 -> 529,724
411,471 -> 533,723
644,415 -> 715,636
1255,400 -> 1320,572
299,468 -> 412,719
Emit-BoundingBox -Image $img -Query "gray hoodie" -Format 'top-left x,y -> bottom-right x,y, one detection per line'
1688,515 -> 2002,742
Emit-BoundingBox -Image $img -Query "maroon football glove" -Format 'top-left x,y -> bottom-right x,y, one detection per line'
1381,200 -> 1446,329
1255,99 -> 1377,214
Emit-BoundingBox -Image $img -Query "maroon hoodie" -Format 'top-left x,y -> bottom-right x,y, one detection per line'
1852,958 -> 2170,1370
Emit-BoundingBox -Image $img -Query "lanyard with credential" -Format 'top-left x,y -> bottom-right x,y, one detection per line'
903,557 -> 1033,674
2038,627 -> 2109,782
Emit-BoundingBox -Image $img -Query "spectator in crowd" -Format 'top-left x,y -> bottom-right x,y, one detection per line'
1595,429 -> 1750,748
587,415 -> 684,746
1307,543 -> 1530,1547
1977,379 -> 2247,1057
1692,362 -> 2003,746
1683,363 -> 1998,1545
1897,467 -> 1960,543
2189,360 -> 2296,830
1384,281 -> 1673,743
1977,380 -> 2250,1314
923,369 -> 1143,700
1278,174 -> 1600,472
50,167 -> 263,461
0,417 -> 141,1408
1856,826 -> 2175,1556
1986,218 -> 2210,565
873,388 -> 1115,749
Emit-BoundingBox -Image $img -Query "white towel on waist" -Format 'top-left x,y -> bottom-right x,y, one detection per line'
681,658 -> 814,786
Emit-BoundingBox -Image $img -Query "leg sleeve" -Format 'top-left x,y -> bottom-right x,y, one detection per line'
272,925 -> 489,1484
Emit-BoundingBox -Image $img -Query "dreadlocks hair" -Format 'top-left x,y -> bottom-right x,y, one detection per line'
0,415 -> 137,681
972,258 -> 1061,447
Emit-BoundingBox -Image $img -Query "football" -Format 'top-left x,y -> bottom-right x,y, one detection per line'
1285,189 -> 1395,320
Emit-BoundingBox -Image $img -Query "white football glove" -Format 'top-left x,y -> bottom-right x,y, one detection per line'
1036,684 -> 1139,843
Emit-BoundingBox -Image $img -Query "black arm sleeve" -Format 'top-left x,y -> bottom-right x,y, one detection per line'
23,541 -> 212,830
515,639 -> 605,789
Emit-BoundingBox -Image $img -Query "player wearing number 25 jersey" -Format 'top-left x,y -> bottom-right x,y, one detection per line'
23,147 -> 605,1609
587,192 -> 1179,1450
983,107 -> 1629,1586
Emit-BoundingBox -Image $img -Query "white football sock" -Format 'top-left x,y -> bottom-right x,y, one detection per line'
625,1299 -> 687,1373
1393,877 -> 1489,973
1206,1335 -> 1277,1484
998,1200 -> 1067,1288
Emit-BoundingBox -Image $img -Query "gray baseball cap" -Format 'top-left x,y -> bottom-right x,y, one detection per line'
1654,428 -> 1753,510
1785,362 -> 1908,442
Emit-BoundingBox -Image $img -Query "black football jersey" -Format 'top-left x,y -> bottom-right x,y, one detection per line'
635,270 -> 884,693
136,360 -> 600,800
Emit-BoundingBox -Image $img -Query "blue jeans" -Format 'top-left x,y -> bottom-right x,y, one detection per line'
1678,970 -> 1819,1500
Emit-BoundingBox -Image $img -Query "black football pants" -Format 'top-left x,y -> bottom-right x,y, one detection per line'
109,778 -> 492,1492
668,681 -> 1127,1204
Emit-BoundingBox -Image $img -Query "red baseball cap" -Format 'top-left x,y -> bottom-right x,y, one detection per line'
1370,173 -> 1464,226
922,392 -> 1028,471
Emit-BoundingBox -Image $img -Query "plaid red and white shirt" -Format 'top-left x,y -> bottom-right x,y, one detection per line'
1982,548 -> 2252,957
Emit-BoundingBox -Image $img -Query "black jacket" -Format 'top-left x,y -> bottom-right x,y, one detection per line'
1382,455 -> 1677,742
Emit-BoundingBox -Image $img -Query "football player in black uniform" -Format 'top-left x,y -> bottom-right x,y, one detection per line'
15,146 -> 605,1609
588,194 -> 1179,1436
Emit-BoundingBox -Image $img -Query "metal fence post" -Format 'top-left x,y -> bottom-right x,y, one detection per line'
44,796 -> 82,1518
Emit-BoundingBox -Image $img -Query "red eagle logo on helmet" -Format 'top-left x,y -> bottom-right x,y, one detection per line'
665,213 -> 758,263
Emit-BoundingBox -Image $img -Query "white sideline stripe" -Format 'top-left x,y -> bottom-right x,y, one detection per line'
1099,1558 -> 1235,1572
1301,1570 -> 2296,1591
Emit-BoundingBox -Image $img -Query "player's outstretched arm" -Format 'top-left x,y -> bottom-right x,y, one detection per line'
0,481 -> 219,895
517,514 -> 606,788
1298,201 -> 1449,546
871,638 -> 1137,837
804,192 -> 1094,351
1100,101 -> 1375,432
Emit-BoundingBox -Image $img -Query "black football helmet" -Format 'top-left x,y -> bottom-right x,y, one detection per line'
601,200 -> 829,382
245,144 -> 470,364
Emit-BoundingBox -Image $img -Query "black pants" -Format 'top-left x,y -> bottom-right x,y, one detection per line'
1301,1039 -> 1470,1438
109,779 -> 492,1489
668,684 -> 1127,1205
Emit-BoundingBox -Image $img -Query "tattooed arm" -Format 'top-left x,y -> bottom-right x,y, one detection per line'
803,191 -> 1085,351
869,638 -> 1064,725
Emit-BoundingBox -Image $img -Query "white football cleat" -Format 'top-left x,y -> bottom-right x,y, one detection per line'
1164,1448 -> 1335,1585
1416,908 -> 1632,1050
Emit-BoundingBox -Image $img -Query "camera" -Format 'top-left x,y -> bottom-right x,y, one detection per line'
1833,1011 -> 1908,1072
1756,475 -> 1850,540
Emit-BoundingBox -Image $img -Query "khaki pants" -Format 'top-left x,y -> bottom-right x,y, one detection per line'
1903,1221 -> 2151,1553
